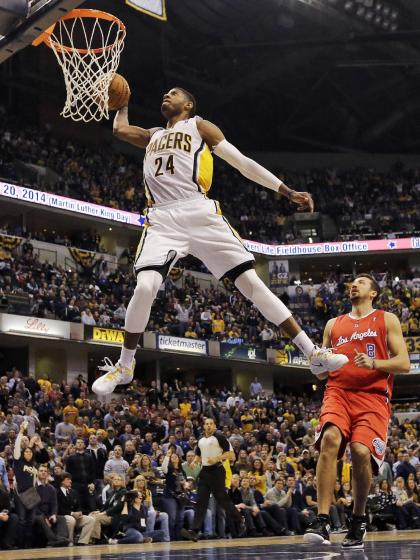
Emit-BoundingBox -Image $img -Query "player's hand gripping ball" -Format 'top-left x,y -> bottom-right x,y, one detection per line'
108,74 -> 131,110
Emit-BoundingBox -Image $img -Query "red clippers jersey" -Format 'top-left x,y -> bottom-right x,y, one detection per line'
328,309 -> 393,397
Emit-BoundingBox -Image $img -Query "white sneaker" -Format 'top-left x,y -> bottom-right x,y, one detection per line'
108,538 -> 118,545
310,347 -> 349,376
92,357 -> 135,396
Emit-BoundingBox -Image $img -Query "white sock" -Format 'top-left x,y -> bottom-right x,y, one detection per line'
293,331 -> 316,357
119,346 -> 136,368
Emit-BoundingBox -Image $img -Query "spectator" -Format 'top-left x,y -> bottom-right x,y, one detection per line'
396,451 -> 417,481
33,465 -> 69,547
56,472 -> 95,545
0,455 -> 9,490
132,475 -> 170,542
175,299 -> 192,337
65,438 -> 96,512
239,475 -> 271,536
0,478 -> 18,549
161,449 -> 187,541
89,473 -> 127,543
86,434 -> 108,490
182,450 -> 202,481
54,412 -> 76,441
250,377 -> 263,398
393,476 -> 420,529
108,490 -> 165,544
104,445 -> 129,479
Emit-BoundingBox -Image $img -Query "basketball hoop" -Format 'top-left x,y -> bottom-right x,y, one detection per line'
33,9 -> 126,122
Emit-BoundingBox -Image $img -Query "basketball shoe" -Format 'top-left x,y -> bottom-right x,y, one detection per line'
309,346 -> 349,377
303,515 -> 331,545
92,357 -> 135,396
341,516 -> 367,549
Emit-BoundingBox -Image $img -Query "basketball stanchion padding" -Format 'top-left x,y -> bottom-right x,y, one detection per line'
32,9 -> 126,122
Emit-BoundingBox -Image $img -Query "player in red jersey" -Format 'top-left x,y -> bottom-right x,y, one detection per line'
304,274 -> 410,549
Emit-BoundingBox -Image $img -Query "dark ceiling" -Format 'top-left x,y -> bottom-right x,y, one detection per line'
1,0 -> 420,153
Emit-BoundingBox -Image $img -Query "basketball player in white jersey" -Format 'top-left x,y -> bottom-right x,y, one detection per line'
92,87 -> 348,395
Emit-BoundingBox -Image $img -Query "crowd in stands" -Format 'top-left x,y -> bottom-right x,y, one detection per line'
1,224 -> 106,254
0,240 -> 419,346
0,372 -> 419,550
1,109 -> 420,244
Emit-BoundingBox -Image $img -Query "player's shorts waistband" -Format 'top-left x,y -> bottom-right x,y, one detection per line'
152,193 -> 207,209
327,385 -> 389,398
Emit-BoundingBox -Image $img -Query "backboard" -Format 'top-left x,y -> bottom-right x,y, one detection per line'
0,0 -> 84,63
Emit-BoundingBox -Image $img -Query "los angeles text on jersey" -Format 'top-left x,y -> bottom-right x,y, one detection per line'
335,328 -> 378,348
146,131 -> 192,156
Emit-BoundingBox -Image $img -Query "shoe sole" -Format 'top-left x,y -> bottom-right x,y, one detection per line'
181,529 -> 198,542
303,532 -> 331,545
92,375 -> 133,396
311,358 -> 349,374
342,528 -> 366,549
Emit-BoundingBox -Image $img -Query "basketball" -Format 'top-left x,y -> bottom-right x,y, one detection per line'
108,73 -> 131,111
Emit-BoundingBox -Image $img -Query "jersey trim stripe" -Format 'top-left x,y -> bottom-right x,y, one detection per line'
192,140 -> 206,192
134,227 -> 149,265
222,215 -> 251,253
213,200 -> 223,215
197,143 -> 213,192
144,179 -> 156,207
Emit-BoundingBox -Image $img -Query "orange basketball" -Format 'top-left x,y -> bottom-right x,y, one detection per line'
108,73 -> 131,111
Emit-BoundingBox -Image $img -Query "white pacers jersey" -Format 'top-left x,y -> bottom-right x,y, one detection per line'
143,116 -> 213,205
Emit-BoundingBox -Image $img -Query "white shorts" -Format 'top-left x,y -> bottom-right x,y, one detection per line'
134,196 -> 255,280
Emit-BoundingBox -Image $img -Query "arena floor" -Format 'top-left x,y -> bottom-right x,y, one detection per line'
2,531 -> 420,560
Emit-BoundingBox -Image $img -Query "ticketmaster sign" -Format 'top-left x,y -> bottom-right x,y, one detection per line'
156,334 -> 208,355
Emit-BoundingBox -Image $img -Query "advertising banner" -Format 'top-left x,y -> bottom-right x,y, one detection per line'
2,181 -> 419,258
0,313 -> 70,338
0,181 -> 144,228
405,336 -> 420,354
84,326 -> 125,344
271,349 -> 310,368
157,334 -> 208,355
268,260 -> 289,293
220,343 -> 266,362
244,236 -> 420,257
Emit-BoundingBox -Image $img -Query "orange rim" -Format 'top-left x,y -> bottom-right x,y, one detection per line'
32,8 -> 126,55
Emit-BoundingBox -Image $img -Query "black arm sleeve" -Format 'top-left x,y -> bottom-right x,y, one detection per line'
213,432 -> 230,452
195,444 -> 201,456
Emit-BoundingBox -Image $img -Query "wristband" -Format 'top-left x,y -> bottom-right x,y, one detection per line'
279,184 -> 293,199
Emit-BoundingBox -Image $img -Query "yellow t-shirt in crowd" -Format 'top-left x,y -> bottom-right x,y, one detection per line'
38,378 -> 52,392
179,402 -> 192,418
212,319 -> 225,334
241,414 -> 254,432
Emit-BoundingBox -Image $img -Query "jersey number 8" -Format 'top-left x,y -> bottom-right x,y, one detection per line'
155,156 -> 175,177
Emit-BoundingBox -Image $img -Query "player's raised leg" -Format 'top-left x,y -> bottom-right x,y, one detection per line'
233,269 -> 349,375
92,269 -> 162,395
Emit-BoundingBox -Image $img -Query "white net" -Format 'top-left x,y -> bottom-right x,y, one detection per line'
46,11 -> 126,122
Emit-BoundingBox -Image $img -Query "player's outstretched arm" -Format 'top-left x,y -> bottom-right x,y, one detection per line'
197,119 -> 314,212
113,106 -> 158,148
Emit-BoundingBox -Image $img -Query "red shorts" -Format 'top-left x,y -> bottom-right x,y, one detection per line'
314,386 -> 390,471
